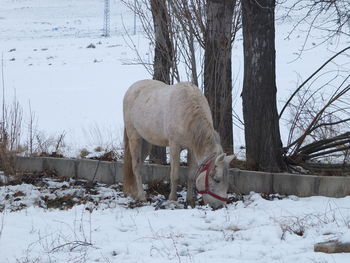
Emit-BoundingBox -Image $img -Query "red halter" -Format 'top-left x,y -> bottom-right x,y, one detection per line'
196,154 -> 229,202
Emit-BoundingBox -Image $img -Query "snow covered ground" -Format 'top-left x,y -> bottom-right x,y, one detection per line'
0,0 -> 149,156
1,177 -> 350,263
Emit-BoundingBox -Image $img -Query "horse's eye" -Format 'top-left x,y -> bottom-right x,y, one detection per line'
213,178 -> 220,184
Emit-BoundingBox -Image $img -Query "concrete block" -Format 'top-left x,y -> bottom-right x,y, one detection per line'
142,164 -> 170,183
317,176 -> 350,197
117,162 -> 191,186
15,156 -> 44,172
114,161 -> 123,182
229,169 -> 273,194
43,157 -> 76,179
273,173 -> 317,196
76,159 -> 115,184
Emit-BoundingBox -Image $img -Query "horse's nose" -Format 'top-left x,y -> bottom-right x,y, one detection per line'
203,195 -> 226,209
210,201 -> 225,210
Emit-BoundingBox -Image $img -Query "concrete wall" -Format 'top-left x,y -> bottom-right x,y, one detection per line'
14,156 -> 350,198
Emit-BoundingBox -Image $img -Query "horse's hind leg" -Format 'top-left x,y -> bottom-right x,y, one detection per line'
169,142 -> 180,201
129,136 -> 146,201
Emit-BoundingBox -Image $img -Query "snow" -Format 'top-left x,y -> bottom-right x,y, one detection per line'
1,181 -> 350,262
340,231 -> 350,243
0,0 -> 149,157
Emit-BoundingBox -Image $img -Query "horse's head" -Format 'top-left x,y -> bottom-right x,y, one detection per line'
196,153 -> 234,209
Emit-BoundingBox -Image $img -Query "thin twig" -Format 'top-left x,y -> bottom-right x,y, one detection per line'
279,46 -> 350,119
50,240 -> 93,253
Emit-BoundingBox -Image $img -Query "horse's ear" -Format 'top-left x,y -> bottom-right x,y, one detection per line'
225,154 -> 235,165
215,153 -> 226,165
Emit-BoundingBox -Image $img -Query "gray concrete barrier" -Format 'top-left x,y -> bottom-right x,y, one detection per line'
14,156 -> 350,198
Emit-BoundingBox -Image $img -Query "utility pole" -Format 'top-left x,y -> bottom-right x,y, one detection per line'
103,0 -> 110,37
1,53 -> 5,138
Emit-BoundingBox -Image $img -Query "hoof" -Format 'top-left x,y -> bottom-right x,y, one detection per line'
186,200 -> 195,208
186,196 -> 196,208
136,190 -> 147,201
128,190 -> 146,202
169,191 -> 178,201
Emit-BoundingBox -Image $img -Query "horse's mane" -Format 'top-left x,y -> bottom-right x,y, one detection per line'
181,84 -> 221,157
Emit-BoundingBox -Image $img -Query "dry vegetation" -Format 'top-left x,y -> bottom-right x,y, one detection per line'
281,46 -> 350,175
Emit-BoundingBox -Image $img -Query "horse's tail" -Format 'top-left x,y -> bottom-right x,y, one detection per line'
123,128 -> 135,195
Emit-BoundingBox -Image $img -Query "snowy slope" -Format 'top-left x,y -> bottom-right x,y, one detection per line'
1,180 -> 350,263
0,0 -> 149,156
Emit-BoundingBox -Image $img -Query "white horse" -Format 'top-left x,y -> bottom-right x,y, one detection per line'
123,80 -> 234,208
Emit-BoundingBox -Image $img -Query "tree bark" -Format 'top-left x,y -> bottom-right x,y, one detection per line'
241,0 -> 285,171
150,0 -> 173,164
204,0 -> 235,155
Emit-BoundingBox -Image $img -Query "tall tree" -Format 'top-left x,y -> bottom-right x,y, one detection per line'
204,0 -> 235,155
151,0 -> 173,84
149,0 -> 173,164
241,0 -> 285,171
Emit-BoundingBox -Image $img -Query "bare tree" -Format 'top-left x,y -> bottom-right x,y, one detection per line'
279,0 -> 350,56
204,0 -> 237,155
151,0 -> 173,85
147,0 -> 174,164
168,0 -> 204,86
121,0 -> 179,83
242,0 -> 285,171
123,0 -> 241,157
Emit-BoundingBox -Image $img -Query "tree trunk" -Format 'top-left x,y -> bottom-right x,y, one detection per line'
241,0 -> 285,171
150,0 -> 173,164
204,0 -> 235,155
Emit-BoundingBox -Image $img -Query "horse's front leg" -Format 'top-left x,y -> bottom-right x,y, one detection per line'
169,143 -> 180,201
186,150 -> 197,208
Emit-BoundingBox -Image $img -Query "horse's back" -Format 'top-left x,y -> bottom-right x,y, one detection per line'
124,79 -> 166,98
124,79 -> 201,114
124,79 -> 198,102
123,79 -> 212,147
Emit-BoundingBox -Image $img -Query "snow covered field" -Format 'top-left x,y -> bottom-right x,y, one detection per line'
0,0 -> 149,156
1,177 -> 350,263
1,1 -> 350,262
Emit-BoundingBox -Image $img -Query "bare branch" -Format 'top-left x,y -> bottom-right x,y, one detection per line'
279,45 -> 350,119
